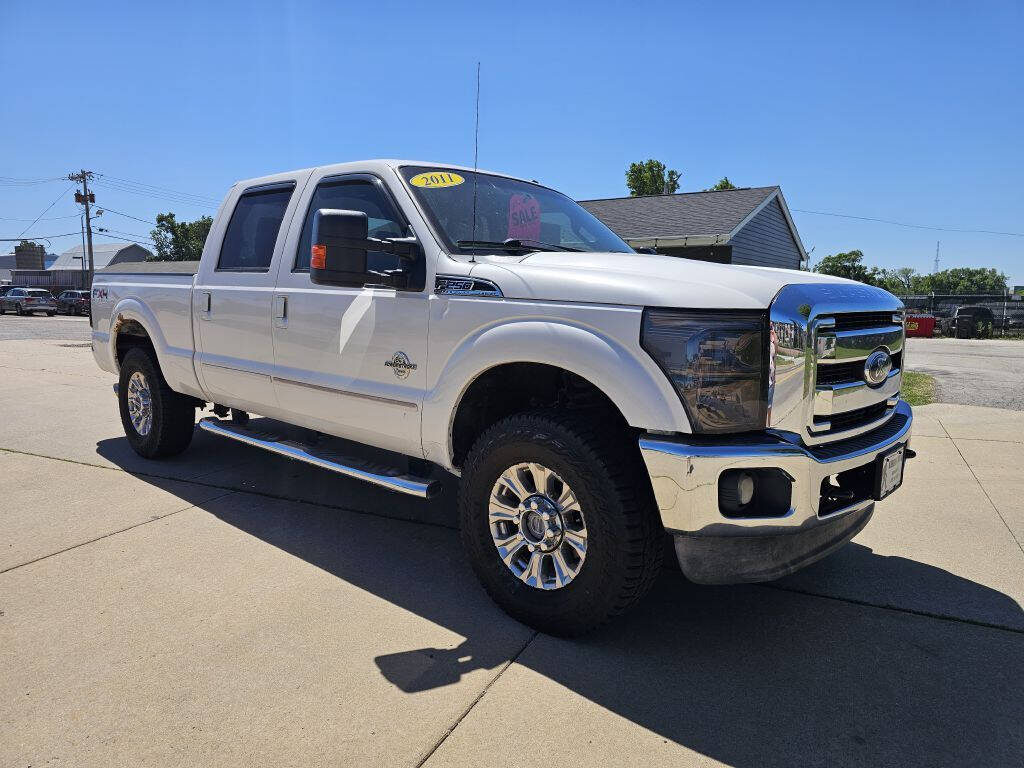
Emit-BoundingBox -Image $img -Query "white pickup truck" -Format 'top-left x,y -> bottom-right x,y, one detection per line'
91,160 -> 913,635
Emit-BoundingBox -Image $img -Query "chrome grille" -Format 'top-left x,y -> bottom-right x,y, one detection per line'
816,351 -> 903,386
830,312 -> 903,332
768,284 -> 905,446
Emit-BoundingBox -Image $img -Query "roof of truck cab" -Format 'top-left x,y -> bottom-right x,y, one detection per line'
231,160 -> 535,191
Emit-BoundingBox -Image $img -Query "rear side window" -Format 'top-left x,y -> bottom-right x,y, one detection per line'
294,179 -> 405,272
217,184 -> 295,272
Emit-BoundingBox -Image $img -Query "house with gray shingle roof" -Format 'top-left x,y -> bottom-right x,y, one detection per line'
580,186 -> 807,270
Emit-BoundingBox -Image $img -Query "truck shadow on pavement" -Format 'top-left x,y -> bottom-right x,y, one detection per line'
97,435 -> 1024,767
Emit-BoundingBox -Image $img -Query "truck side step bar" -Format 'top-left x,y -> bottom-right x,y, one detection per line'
197,417 -> 441,499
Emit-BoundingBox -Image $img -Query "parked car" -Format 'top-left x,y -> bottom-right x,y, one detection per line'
56,290 -> 91,316
0,287 -> 57,316
940,305 -> 994,338
90,159 -> 914,635
0,285 -> 25,297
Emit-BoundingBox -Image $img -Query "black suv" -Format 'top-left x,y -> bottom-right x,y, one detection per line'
56,289 -> 92,316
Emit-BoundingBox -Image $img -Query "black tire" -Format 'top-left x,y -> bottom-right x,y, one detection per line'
46,311 -> 54,317
15,304 -> 24,316
118,348 -> 196,458
459,410 -> 663,636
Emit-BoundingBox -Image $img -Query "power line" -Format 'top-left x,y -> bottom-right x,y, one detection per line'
0,213 -> 82,222
92,230 -> 156,247
0,175 -> 65,185
791,208 -> 1024,237
92,179 -> 216,209
95,225 -> 156,243
17,186 -> 74,238
0,231 -> 81,241
97,206 -> 157,226
99,173 -> 221,203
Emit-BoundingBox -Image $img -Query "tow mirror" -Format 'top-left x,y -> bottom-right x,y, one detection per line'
310,208 -> 423,288
310,209 -> 370,287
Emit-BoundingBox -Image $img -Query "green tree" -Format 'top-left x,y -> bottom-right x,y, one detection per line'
872,266 -> 919,295
626,159 -> 681,196
813,250 -> 883,285
150,213 -> 213,261
914,267 -> 1008,295
705,177 -> 737,191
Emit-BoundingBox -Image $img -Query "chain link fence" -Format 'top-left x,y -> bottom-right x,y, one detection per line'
898,293 -> 1024,336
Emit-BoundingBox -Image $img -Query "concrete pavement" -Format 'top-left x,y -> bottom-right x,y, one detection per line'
1,337 -> 1022,767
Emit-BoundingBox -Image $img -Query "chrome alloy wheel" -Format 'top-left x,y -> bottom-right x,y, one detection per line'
126,371 -> 154,436
489,462 -> 588,590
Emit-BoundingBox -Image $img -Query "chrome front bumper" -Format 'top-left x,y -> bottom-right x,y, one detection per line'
639,400 -> 913,583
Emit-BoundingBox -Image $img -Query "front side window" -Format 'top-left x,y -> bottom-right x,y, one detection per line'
295,178 -> 406,273
217,184 -> 294,272
399,166 -> 633,255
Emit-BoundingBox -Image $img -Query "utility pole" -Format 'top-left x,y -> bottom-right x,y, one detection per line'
933,240 -> 940,274
69,170 -> 95,287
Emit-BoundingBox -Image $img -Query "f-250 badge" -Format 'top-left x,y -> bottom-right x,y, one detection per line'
385,352 -> 418,379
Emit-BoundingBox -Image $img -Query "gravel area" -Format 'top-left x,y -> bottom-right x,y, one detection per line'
0,313 -> 92,342
906,337 -> 1024,411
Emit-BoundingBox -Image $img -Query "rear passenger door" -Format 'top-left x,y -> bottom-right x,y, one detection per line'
270,172 -> 429,457
194,179 -> 306,414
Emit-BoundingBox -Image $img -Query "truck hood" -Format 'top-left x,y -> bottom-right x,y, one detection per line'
469,251 -> 859,309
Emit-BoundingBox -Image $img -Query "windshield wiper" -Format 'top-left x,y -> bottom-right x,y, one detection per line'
456,238 -> 581,253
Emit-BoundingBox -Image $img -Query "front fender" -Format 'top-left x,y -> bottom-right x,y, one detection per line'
421,311 -> 691,469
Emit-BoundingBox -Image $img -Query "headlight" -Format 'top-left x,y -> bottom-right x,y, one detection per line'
641,309 -> 768,434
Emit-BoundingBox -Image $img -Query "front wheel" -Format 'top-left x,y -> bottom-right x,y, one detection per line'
118,348 -> 196,458
459,410 -> 663,636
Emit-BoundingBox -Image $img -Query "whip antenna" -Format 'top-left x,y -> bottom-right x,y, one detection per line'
469,61 -> 481,261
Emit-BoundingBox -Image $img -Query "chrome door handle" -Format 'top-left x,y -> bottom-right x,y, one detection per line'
273,295 -> 288,328
199,291 -> 212,318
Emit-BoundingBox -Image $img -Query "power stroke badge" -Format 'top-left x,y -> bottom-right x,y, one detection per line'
385,352 -> 418,379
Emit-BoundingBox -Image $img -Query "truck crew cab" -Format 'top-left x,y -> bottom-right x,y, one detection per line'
91,160 -> 913,635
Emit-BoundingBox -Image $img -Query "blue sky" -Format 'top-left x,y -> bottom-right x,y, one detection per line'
2,0 -> 1021,285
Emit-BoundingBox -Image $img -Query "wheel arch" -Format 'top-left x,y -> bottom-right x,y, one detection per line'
425,318 -> 689,470
109,300 -> 166,373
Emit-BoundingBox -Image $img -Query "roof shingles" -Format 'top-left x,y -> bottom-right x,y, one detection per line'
579,186 -> 778,240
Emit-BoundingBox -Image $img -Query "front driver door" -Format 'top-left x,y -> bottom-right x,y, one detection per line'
271,172 -> 429,458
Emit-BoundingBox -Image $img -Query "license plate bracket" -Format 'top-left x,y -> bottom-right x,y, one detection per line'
874,444 -> 906,500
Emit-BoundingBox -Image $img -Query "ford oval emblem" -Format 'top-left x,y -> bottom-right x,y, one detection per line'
864,349 -> 892,387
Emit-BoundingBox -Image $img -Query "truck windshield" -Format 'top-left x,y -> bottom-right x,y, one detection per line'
399,166 -> 633,256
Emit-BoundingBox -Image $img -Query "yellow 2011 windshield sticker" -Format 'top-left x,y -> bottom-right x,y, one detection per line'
410,171 -> 465,189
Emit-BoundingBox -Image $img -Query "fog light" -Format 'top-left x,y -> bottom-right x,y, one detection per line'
719,470 -> 755,513
718,468 -> 794,518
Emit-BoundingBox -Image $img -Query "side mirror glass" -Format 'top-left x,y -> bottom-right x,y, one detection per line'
310,208 -> 369,286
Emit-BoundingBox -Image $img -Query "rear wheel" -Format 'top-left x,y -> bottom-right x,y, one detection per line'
118,348 -> 196,458
459,410 -> 663,636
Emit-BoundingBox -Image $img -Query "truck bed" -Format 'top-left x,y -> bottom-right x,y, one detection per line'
98,260 -> 200,275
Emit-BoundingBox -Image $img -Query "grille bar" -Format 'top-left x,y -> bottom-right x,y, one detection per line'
817,351 -> 903,386
830,312 -> 903,332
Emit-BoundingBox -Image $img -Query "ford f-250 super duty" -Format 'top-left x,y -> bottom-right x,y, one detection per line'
91,160 -> 913,635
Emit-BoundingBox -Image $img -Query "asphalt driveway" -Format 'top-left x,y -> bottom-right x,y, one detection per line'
906,336 -> 1024,410
1,323 -> 1022,767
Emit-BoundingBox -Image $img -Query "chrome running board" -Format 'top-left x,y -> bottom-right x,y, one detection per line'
198,417 -> 440,499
